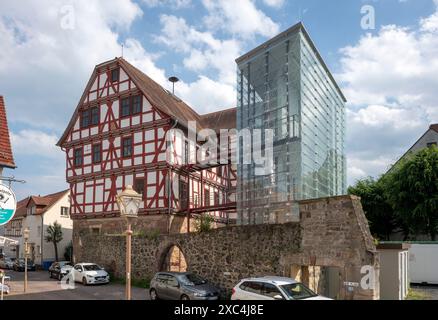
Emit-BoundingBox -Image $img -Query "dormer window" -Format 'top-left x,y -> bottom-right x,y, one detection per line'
27,205 -> 36,215
111,68 -> 119,83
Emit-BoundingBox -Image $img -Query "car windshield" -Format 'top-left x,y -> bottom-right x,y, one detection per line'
280,283 -> 318,300
83,264 -> 102,271
180,274 -> 207,286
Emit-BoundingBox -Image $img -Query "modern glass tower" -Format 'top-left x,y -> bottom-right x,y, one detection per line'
236,22 -> 346,225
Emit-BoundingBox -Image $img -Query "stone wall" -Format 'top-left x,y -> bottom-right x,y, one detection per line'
73,195 -> 379,299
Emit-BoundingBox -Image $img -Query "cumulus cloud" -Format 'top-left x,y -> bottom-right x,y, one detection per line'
155,14 -> 240,85
262,0 -> 285,8
201,0 -> 280,39
337,5 -> 438,185
10,130 -> 61,159
142,0 -> 191,9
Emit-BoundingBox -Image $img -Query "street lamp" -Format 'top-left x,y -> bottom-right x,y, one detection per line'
116,185 -> 142,300
23,227 -> 30,293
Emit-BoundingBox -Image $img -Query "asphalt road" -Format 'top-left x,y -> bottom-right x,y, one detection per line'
2,270 -> 149,300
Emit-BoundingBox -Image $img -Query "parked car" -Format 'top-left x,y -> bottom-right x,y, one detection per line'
231,276 -> 332,300
70,263 -> 110,285
149,272 -> 220,300
0,282 -> 10,295
13,258 -> 36,272
49,261 -> 73,280
0,257 -> 15,270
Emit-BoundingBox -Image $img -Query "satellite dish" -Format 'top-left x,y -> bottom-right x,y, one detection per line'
168,76 -> 179,94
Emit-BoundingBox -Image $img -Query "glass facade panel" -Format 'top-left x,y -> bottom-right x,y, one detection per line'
237,26 -> 346,225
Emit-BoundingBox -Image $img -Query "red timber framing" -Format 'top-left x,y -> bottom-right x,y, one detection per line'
58,57 -> 236,226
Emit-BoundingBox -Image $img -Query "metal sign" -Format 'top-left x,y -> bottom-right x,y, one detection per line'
0,184 -> 17,226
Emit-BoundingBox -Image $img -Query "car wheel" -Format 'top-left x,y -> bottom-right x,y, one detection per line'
82,277 -> 88,286
150,289 -> 159,300
181,294 -> 190,301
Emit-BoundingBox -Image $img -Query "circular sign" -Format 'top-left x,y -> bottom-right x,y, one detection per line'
0,184 -> 17,226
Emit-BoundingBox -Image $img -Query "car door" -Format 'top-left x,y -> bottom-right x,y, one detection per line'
73,265 -> 83,282
165,275 -> 181,300
241,281 -> 266,300
260,283 -> 285,300
155,274 -> 171,299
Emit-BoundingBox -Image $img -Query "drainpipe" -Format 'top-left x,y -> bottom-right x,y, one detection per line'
41,215 -> 44,267
167,119 -> 178,234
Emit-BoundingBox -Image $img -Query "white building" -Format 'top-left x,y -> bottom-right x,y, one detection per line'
3,190 -> 72,266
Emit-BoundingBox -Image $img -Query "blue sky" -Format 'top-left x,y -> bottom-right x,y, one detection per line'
1,0 -> 438,200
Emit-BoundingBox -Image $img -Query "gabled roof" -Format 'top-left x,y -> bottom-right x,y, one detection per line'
13,197 -> 30,219
0,96 -> 16,169
25,190 -> 69,215
431,124 -> 438,134
58,57 -> 236,146
200,108 -> 237,133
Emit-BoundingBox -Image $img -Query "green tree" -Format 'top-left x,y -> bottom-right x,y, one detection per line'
385,147 -> 438,240
194,214 -> 214,233
348,177 -> 396,240
45,221 -> 63,262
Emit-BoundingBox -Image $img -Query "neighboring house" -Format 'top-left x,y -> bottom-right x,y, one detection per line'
0,96 -> 16,240
388,124 -> 438,173
3,190 -> 72,266
57,57 -> 237,242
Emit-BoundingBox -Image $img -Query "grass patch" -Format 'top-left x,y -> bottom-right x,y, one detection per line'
406,288 -> 431,300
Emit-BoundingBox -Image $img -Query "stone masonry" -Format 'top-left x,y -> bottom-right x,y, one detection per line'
73,195 -> 380,299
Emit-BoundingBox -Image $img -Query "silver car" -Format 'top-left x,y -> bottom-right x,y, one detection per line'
150,272 -> 220,300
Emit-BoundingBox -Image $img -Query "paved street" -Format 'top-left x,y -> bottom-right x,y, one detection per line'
2,270 -> 149,300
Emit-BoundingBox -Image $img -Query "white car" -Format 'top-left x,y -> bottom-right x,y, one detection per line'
0,283 -> 10,295
231,276 -> 332,300
70,263 -> 110,285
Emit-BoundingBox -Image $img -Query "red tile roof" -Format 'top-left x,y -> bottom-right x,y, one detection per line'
0,96 -> 16,169
58,58 -> 236,146
25,189 -> 69,215
430,124 -> 438,133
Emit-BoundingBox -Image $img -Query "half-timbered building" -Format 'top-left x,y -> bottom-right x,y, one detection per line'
58,58 -> 237,236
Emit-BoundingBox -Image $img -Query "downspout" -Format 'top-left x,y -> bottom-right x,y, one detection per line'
41,215 -> 44,267
167,119 -> 178,234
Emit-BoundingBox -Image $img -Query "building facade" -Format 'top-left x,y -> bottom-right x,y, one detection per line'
3,190 -> 72,265
236,23 -> 347,225
0,95 -> 16,244
58,58 -> 237,244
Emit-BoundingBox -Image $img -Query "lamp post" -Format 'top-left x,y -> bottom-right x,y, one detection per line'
116,185 -> 142,300
23,227 -> 30,293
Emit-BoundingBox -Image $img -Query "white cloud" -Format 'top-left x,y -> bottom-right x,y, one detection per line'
155,14 -> 240,85
142,0 -> 191,9
202,0 -> 280,39
10,130 -> 62,160
337,3 -> 438,186
262,0 -> 285,8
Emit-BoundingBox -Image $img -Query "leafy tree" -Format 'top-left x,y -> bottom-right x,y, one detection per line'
348,177 -> 396,240
385,147 -> 438,240
45,221 -> 63,261
194,214 -> 214,233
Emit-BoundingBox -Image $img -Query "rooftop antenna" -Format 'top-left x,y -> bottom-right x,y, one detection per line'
121,44 -> 124,58
168,76 -> 179,95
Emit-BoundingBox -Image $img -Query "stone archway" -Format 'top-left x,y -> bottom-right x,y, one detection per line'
159,244 -> 188,272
